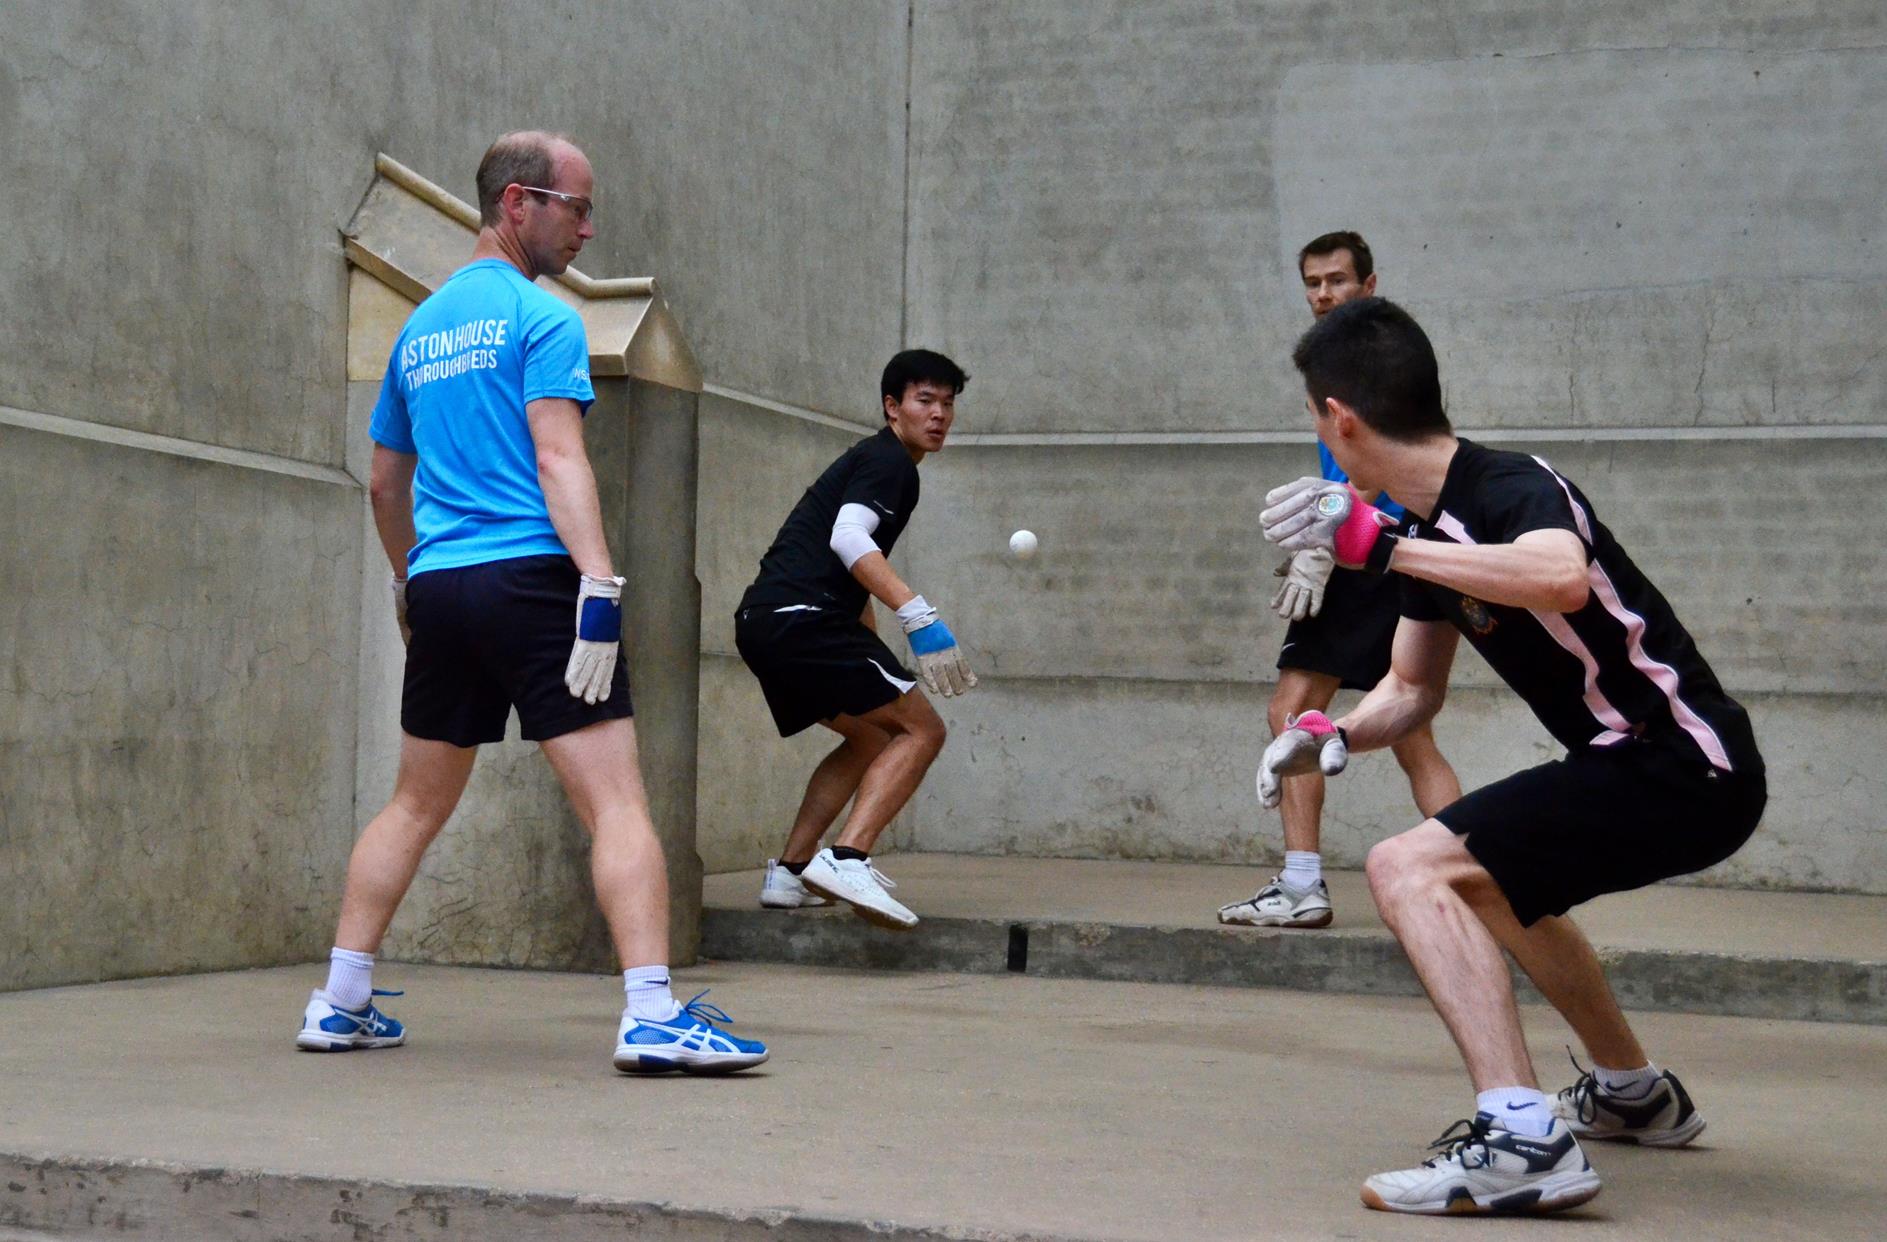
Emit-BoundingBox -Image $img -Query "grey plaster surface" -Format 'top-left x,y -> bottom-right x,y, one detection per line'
2,964 -> 1884,1240
702,855 -> 1887,1024
905,1 -> 1887,435
894,676 -> 1887,894
0,424 -> 359,992
0,2 -> 907,456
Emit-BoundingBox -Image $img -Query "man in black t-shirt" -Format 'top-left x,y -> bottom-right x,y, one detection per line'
1257,299 -> 1765,1217
734,350 -> 977,930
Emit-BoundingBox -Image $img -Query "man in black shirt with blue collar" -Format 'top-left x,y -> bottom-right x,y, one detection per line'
735,350 -> 977,930
1257,298 -> 1765,1217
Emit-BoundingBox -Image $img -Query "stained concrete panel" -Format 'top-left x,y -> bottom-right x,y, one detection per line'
907,2 -> 1887,433
1273,50 -> 1887,431
0,1 -> 905,461
905,677 -> 1887,895
0,425 -> 360,992
898,436 -> 1887,695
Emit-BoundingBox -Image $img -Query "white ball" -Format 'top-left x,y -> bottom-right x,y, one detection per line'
1008,529 -> 1038,560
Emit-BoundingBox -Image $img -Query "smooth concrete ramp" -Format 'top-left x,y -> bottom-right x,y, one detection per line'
702,855 -> 1887,1024
2,964 -> 1883,1241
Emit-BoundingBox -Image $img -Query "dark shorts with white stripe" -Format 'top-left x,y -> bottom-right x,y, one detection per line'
734,604 -> 918,737
1435,729 -> 1767,927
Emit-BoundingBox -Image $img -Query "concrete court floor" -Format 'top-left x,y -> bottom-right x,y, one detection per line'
2,962 -> 1883,1242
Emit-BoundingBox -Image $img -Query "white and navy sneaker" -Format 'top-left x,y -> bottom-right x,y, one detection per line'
759,858 -> 833,909
1217,875 -> 1333,928
799,848 -> 917,930
295,988 -> 406,1051
1552,1054 -> 1706,1147
614,991 -> 769,1075
1362,1114 -> 1601,1216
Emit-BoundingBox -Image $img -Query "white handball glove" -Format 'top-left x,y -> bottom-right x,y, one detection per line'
565,573 -> 626,704
1270,548 -> 1335,622
1260,480 -> 1398,570
390,574 -> 411,646
896,595 -> 978,697
1255,710 -> 1350,809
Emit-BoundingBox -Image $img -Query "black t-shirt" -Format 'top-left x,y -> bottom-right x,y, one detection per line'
1399,439 -> 1759,774
741,426 -> 921,615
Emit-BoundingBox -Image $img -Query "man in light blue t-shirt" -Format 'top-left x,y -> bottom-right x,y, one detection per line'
296,131 -> 767,1073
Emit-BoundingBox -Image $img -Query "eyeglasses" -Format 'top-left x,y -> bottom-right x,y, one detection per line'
518,185 -> 594,223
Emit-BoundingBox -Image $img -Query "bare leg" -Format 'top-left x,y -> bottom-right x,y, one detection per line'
1481,908 -> 1648,1070
1367,820 -> 1535,1091
1389,723 -> 1462,819
830,690 -> 947,854
778,717 -> 891,864
1271,668 -> 1341,855
334,732 -> 478,952
539,717 -> 668,969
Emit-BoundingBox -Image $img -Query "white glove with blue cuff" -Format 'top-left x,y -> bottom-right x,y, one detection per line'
566,573 -> 626,704
897,595 -> 977,697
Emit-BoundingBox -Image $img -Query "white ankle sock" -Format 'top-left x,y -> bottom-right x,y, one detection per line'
1281,851 -> 1322,890
623,965 -> 679,1022
1477,1086 -> 1555,1136
325,947 -> 374,1011
1594,1062 -> 1660,1097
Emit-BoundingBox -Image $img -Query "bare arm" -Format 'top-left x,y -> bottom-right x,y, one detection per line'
1334,619 -> 1459,754
368,445 -> 418,576
848,550 -> 918,612
860,598 -> 879,633
526,397 -> 614,578
1388,528 -> 1588,613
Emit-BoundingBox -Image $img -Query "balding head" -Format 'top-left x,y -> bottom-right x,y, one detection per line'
475,130 -> 583,227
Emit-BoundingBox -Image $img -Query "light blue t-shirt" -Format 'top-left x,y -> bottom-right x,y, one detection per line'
371,259 -> 595,575
1318,441 -> 1406,522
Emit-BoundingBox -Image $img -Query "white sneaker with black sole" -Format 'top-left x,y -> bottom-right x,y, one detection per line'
1217,875 -> 1333,928
1362,1114 -> 1601,1216
798,848 -> 917,930
1551,1054 -> 1706,1147
759,858 -> 833,909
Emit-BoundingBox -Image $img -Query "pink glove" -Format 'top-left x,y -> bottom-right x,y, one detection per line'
1260,481 -> 1399,571
1256,709 -> 1351,809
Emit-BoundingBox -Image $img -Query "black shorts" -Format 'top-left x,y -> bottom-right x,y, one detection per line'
1276,566 -> 1400,690
734,604 -> 917,737
402,554 -> 632,747
1436,732 -> 1766,927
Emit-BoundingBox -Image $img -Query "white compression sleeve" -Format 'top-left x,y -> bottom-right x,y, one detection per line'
830,502 -> 883,569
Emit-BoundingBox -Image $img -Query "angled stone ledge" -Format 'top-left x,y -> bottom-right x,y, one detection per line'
342,153 -> 701,390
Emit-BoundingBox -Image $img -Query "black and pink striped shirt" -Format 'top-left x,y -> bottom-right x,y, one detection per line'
1399,440 -> 1761,774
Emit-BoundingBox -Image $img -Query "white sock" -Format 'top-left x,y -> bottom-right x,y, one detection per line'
1477,1086 -> 1554,1136
1281,851 -> 1322,890
325,947 -> 374,1011
623,965 -> 679,1022
1594,1062 -> 1660,1098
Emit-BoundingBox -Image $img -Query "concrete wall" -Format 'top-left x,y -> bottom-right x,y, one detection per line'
881,2 -> 1887,890
0,0 -> 908,988
5,0 -> 1884,998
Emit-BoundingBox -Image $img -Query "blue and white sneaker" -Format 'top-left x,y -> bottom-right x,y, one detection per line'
295,988 -> 406,1052
613,991 -> 769,1075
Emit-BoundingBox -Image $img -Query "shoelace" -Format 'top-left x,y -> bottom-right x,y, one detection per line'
1559,1046 -> 1602,1124
677,990 -> 737,1027
835,858 -> 896,890
1422,1116 -> 1494,1168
